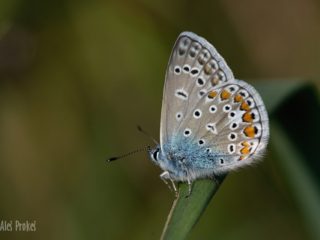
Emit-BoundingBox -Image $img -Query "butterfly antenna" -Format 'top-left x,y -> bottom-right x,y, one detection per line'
107,146 -> 151,162
137,125 -> 159,145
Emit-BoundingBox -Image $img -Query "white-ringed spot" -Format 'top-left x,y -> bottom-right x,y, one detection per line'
190,68 -> 200,76
198,139 -> 205,146
174,66 -> 181,75
246,97 -> 255,108
223,104 -> 232,112
227,85 -> 239,93
184,128 -> 192,137
228,132 -> 237,141
209,105 -> 217,113
196,77 -> 205,87
193,109 -> 202,119
183,64 -> 190,73
228,111 -> 236,119
176,112 -> 183,121
238,89 -> 249,98
228,144 -> 236,154
175,89 -> 188,100
230,122 -> 239,130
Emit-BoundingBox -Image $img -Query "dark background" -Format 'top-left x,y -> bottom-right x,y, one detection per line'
0,0 -> 319,239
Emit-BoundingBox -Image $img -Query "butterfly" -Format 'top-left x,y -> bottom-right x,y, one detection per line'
147,32 -> 269,194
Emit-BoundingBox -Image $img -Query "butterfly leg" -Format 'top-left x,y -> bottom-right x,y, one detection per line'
160,171 -> 172,191
185,178 -> 193,198
170,179 -> 178,197
160,171 -> 178,197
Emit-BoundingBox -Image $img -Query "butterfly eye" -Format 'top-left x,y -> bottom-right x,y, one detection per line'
151,148 -> 160,162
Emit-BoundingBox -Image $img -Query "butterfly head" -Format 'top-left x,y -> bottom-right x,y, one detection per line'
148,145 -> 175,174
148,146 -> 161,166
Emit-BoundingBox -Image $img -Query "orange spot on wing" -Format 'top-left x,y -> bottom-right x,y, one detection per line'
240,101 -> 250,111
239,141 -> 252,160
234,94 -> 243,102
244,125 -> 255,138
220,90 -> 231,100
243,111 -> 253,122
208,91 -> 217,99
241,141 -> 250,147
240,146 -> 251,155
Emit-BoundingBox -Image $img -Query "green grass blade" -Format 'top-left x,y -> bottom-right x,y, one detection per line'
161,175 -> 226,240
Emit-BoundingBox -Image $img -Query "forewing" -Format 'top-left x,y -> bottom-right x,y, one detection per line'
160,32 -> 234,150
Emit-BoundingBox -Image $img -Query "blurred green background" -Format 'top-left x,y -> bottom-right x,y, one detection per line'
0,0 -> 319,239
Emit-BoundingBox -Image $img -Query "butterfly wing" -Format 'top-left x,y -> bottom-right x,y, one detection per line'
160,32 -> 234,150
182,79 -> 269,173
160,32 -> 269,173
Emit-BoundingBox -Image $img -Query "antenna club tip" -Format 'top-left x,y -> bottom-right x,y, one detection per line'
108,157 -> 117,162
